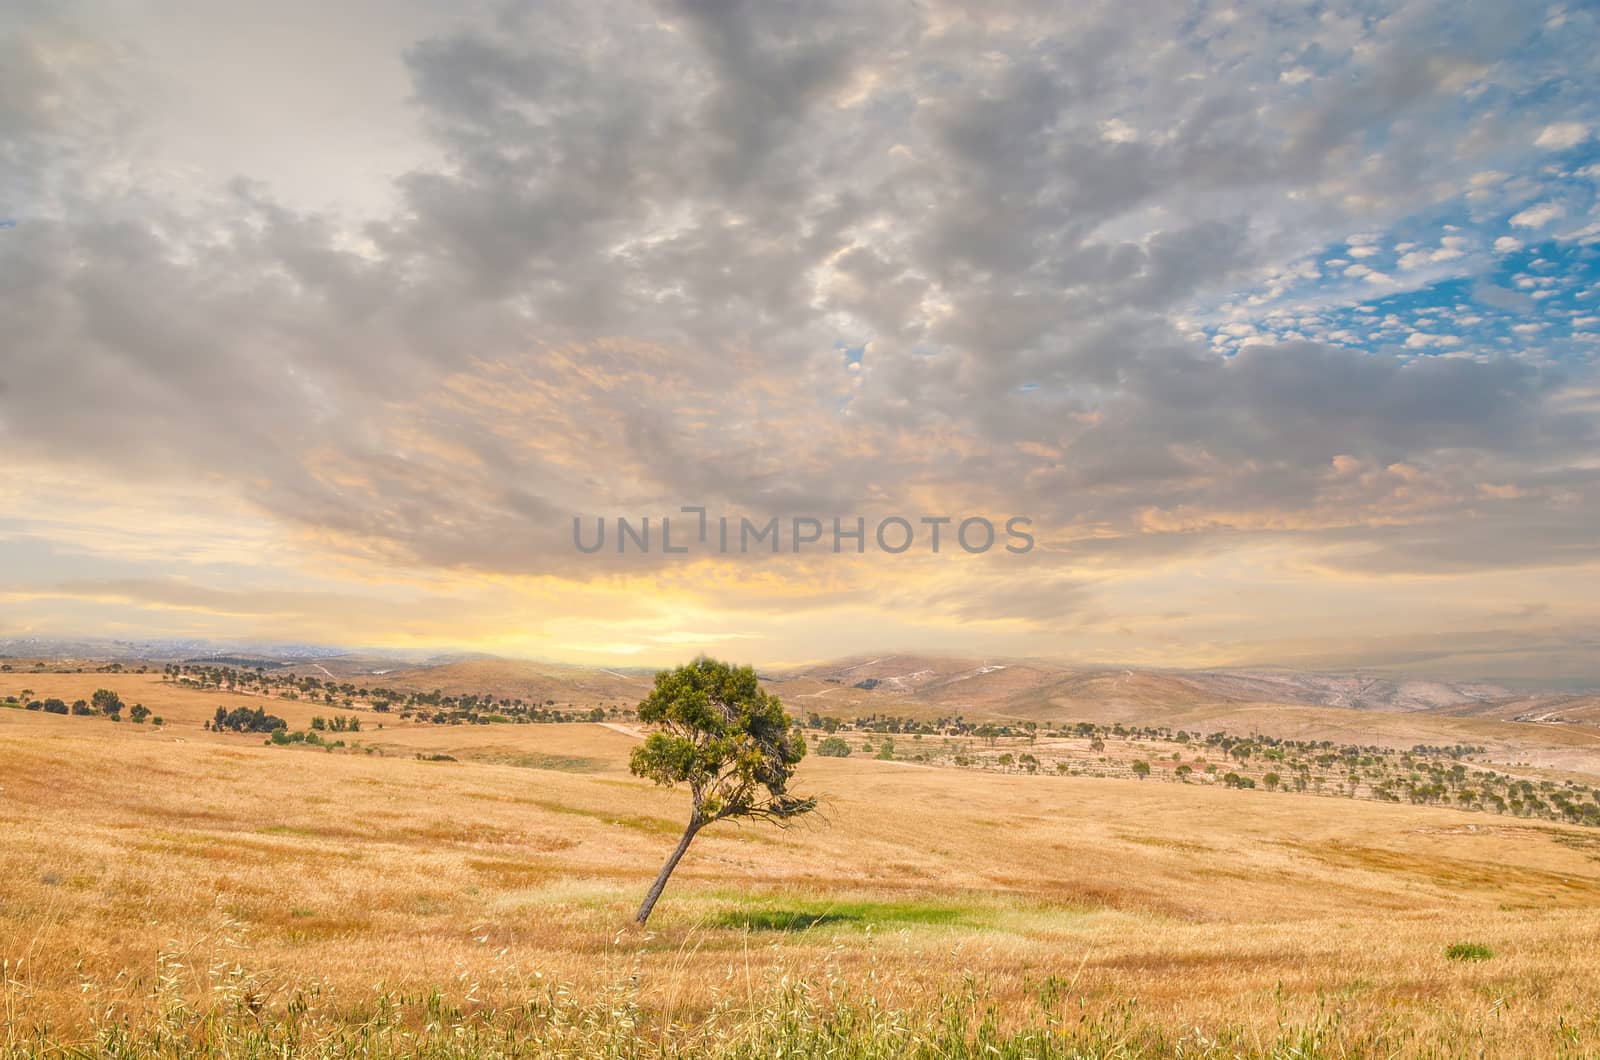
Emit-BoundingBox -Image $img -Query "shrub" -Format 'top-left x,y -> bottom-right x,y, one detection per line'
130,703 -> 151,724
91,689 -> 124,717
816,736 -> 852,757
71,700 -> 92,715
41,698 -> 68,715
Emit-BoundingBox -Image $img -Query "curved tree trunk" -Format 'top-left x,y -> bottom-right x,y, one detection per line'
634,817 -> 701,925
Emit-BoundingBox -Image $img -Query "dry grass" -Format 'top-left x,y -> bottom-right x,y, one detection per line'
5,685 -> 1600,1056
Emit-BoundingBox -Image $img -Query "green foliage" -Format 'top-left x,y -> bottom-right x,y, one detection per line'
214,705 -> 288,733
91,688 -> 124,716
816,736 -> 853,757
130,702 -> 151,723
629,657 -> 814,827
1131,760 -> 1151,779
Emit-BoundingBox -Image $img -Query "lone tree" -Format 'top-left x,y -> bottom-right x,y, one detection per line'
628,657 -> 815,925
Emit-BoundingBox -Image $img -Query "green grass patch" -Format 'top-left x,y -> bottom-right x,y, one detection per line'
452,749 -> 603,772
1444,941 -> 1493,962
713,898 -> 971,932
503,752 -> 602,772
529,798 -> 683,836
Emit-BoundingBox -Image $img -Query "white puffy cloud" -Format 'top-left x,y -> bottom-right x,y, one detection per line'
1510,202 -> 1566,227
1534,121 -> 1590,149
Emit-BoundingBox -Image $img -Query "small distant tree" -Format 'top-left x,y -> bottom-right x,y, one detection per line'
130,703 -> 151,724
1131,760 -> 1151,781
1175,763 -> 1193,782
71,699 -> 92,716
1263,771 -> 1281,791
91,689 -> 123,717
628,658 -> 815,925
816,736 -> 852,757
875,737 -> 895,760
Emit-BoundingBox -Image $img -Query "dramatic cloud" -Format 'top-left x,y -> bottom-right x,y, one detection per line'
2,0 -> 1599,674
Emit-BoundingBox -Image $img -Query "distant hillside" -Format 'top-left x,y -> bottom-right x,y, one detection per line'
14,641 -> 1600,772
311,657 -> 659,709
1173,671 -> 1514,712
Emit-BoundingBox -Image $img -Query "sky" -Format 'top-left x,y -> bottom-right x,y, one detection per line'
3,0 -> 1600,680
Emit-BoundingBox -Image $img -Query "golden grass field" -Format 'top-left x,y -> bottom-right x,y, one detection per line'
4,670 -> 1600,1057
